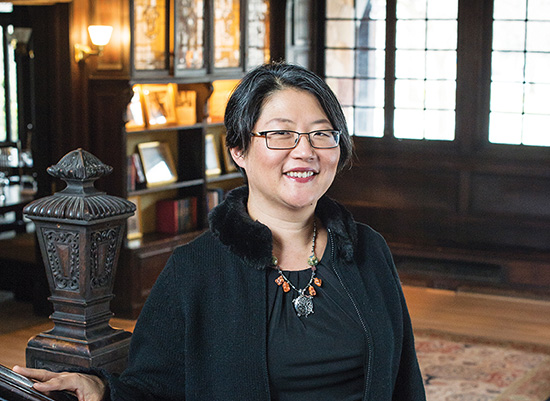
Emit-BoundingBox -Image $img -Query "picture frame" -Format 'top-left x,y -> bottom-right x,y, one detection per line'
174,85 -> 197,125
220,134 -> 237,173
125,85 -> 146,130
137,141 -> 178,187
205,134 -> 222,176
141,84 -> 177,127
127,196 -> 143,240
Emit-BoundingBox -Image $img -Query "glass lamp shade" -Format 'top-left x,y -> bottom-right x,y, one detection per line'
88,25 -> 113,47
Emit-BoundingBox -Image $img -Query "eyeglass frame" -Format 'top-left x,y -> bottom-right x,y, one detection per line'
250,130 -> 341,150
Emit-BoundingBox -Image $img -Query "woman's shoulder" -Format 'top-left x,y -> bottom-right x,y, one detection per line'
355,222 -> 389,248
170,230 -> 222,261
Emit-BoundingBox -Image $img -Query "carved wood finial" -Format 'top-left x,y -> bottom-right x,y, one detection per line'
47,148 -> 113,181
24,149 -> 135,222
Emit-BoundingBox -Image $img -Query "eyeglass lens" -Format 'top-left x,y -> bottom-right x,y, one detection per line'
265,131 -> 340,149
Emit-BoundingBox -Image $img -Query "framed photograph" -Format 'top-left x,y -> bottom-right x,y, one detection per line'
125,86 -> 146,130
205,134 -> 221,176
137,141 -> 178,187
141,84 -> 177,127
127,196 -> 143,240
174,87 -> 197,125
220,134 -> 237,173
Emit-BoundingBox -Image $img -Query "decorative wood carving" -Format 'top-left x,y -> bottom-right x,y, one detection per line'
23,148 -> 135,374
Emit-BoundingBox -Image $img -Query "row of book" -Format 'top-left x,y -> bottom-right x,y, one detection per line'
127,153 -> 146,191
155,188 -> 227,235
156,197 -> 198,234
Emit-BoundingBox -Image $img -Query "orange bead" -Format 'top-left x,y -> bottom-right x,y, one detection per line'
308,286 -> 316,296
282,282 -> 291,293
275,276 -> 284,286
314,277 -> 322,287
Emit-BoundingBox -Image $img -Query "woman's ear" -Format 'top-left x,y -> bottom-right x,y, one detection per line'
229,147 -> 246,169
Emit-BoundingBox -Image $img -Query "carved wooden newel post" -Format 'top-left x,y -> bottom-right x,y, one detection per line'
23,149 -> 134,374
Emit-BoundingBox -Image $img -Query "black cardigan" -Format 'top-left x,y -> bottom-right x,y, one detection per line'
104,187 -> 426,400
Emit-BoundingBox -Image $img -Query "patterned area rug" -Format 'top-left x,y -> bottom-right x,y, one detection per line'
415,330 -> 550,401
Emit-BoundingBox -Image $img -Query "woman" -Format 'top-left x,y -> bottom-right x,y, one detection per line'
14,62 -> 425,400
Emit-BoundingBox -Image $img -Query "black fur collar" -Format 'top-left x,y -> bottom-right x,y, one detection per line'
208,186 -> 357,270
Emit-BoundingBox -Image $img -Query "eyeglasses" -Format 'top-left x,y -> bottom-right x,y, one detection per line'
251,130 -> 341,150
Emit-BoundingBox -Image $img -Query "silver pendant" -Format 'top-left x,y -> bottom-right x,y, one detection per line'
293,290 -> 314,317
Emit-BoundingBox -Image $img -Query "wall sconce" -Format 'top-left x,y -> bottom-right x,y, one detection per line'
74,25 -> 113,63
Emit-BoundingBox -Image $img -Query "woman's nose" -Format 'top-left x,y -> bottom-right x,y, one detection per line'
291,134 -> 315,157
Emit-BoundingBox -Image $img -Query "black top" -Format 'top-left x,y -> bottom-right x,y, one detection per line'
267,235 -> 366,400
103,187 -> 426,400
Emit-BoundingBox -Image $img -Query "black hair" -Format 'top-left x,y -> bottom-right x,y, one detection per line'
224,62 -> 353,172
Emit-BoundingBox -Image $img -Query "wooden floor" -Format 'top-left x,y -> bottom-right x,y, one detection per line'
1,285 -> 550,368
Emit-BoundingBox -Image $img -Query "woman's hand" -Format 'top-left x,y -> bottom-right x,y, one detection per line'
12,365 -> 106,401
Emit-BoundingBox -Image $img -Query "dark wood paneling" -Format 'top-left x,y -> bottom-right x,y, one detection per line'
470,174 -> 550,218
330,143 -> 550,293
333,166 -> 460,212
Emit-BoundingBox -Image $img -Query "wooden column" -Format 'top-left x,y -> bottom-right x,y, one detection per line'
23,149 -> 134,374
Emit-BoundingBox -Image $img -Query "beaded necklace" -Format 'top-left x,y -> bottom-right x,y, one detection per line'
272,219 -> 322,317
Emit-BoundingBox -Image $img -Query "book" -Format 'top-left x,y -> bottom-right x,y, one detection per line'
207,187 -> 225,213
131,153 -> 146,184
156,197 -> 198,234
127,155 -> 136,191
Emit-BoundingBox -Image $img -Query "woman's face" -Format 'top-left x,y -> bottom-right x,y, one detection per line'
231,88 -> 340,215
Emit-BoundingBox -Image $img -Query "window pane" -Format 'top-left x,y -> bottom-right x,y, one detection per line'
326,0 -> 354,18
326,0 -> 386,138
526,22 -> 550,52
527,0 -> 550,20
492,21 -> 526,51
396,20 -> 426,49
490,82 -> 524,113
524,83 -> 550,114
342,106 -> 354,134
426,21 -> 457,49
134,0 -> 166,70
396,0 -> 426,19
395,79 -> 425,109
426,50 -> 456,79
523,115 -> 550,146
491,52 -> 525,82
326,20 -> 355,48
175,0 -> 205,70
326,49 -> 355,77
357,0 -> 386,19
525,53 -> 550,83
494,0 -> 526,19
395,50 -> 425,79
356,19 -> 386,49
489,112 -> 523,144
425,80 -> 456,109
424,110 -> 455,140
247,0 -> 270,68
214,0 -> 241,68
394,0 -> 457,141
355,78 -> 384,108
491,0 -> 550,147
356,49 -> 385,78
355,107 -> 384,137
394,109 -> 425,139
326,78 -> 354,106
427,0 -> 458,19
